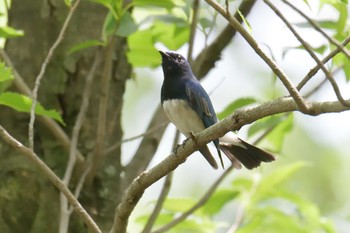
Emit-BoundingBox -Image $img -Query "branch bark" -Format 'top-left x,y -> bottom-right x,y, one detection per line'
109,97 -> 350,233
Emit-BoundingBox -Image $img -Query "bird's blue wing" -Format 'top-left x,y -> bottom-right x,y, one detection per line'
185,79 -> 218,130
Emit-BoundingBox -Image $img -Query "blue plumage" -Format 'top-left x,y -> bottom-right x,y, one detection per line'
159,51 -> 275,169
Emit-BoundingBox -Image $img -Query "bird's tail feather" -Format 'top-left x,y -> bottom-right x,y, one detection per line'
199,146 -> 218,169
220,138 -> 275,170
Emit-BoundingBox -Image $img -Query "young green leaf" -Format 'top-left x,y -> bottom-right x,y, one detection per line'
64,0 -> 72,7
0,92 -> 64,125
253,162 -> 308,201
127,29 -> 160,67
0,63 -> 14,83
236,8 -> 252,34
116,12 -> 138,37
0,26 -> 24,38
247,114 -> 285,138
67,40 -> 105,55
266,113 -> 294,152
202,188 -> 239,216
217,97 -> 256,120
133,0 -> 176,10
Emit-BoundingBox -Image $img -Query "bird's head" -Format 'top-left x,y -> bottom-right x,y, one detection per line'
159,50 -> 192,78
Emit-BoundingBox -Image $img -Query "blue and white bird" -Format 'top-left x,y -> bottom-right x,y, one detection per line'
159,50 -> 275,169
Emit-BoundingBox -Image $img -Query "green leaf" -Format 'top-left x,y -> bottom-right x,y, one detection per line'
254,162 -> 308,201
203,189 -> 239,216
237,8 -> 252,34
266,113 -> 294,151
64,0 -> 72,6
116,12 -> 138,37
0,26 -> 24,38
163,198 -> 196,213
248,114 -> 285,138
127,29 -> 160,67
198,17 -> 215,30
0,92 -> 64,125
151,21 -> 190,50
102,11 -> 118,39
67,40 -> 105,55
133,0 -> 176,10
0,63 -> 14,83
217,97 -> 257,120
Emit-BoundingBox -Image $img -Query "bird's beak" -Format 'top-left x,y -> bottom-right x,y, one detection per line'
158,50 -> 170,60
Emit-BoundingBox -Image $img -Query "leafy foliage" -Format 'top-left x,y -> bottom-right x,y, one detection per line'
0,92 -> 64,125
136,163 -> 334,233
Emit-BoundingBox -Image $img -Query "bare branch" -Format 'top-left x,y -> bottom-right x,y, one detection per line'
204,0 -> 311,113
152,165 -> 234,233
264,0 -> 350,107
87,36 -> 116,184
109,96 -> 350,233
29,0 -> 81,150
0,49 -> 86,163
226,204 -> 244,233
105,122 -> 168,155
59,49 -> 102,233
297,35 -> 350,90
188,0 -> 199,63
0,124 -> 101,233
282,0 -> 350,59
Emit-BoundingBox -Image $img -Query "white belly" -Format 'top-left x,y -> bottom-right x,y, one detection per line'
163,99 -> 205,137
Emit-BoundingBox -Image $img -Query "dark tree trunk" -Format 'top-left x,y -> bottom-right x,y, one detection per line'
1,0 -> 131,232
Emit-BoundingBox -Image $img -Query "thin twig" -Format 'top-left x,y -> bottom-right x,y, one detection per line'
87,35 -> 116,184
282,0 -> 350,59
141,131 -> 180,233
0,124 -> 101,233
104,122 -> 168,155
59,50 -> 101,233
152,165 -> 234,233
29,0 -> 81,150
226,204 -> 245,233
297,36 -> 350,90
264,0 -> 350,107
141,173 -> 174,233
188,0 -> 199,63
204,0 -> 311,113
0,49 -> 85,163
303,66 -> 342,98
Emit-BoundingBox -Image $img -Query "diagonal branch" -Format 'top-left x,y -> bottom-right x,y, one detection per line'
264,0 -> 350,107
281,0 -> 350,60
0,49 -> 85,164
109,97 -> 350,233
204,0 -> 310,113
59,49 -> 102,233
0,124 -> 101,233
297,35 -> 350,90
152,165 -> 234,233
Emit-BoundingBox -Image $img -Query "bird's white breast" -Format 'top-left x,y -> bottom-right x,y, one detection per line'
163,99 -> 205,137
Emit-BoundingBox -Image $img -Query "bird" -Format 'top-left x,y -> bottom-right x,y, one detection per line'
159,50 -> 275,169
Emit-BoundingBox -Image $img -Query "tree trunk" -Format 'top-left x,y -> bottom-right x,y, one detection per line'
1,0 -> 131,232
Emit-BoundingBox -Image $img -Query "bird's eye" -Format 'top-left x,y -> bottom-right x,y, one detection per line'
177,55 -> 183,62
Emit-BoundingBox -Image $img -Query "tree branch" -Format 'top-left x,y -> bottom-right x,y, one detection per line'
141,130 -> 179,233
0,49 -> 86,163
0,124 -> 101,233
59,49 -> 101,233
204,0 -> 310,113
109,97 -> 350,233
152,165 -> 234,233
264,0 -> 350,107
29,0 -> 81,150
281,0 -> 350,60
297,35 -> 350,91
192,0 -> 257,78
